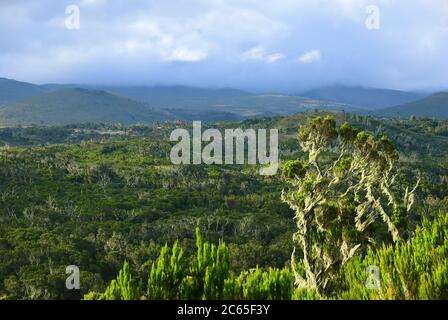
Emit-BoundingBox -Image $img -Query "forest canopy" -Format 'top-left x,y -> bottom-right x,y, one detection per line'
0,112 -> 447,300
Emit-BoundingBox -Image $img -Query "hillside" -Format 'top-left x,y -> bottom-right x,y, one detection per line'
378,92 -> 448,120
0,78 -> 48,105
0,88 -> 173,126
300,85 -> 425,110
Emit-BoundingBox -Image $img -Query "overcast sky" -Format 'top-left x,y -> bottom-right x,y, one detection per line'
1,0 -> 447,92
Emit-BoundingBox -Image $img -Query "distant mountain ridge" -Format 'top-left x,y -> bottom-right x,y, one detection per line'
0,78 -> 366,126
0,88 -> 173,126
0,78 -> 48,105
0,78 -> 253,105
1,77 -> 446,125
300,85 -> 426,110
42,84 -> 252,102
377,92 -> 448,120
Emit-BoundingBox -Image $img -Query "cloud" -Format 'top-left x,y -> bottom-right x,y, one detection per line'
297,50 -> 321,64
165,48 -> 207,62
265,53 -> 285,64
240,46 -> 285,64
0,0 -> 447,91
80,0 -> 108,6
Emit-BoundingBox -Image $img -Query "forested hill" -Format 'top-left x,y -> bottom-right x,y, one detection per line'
0,88 -> 174,126
377,92 -> 448,120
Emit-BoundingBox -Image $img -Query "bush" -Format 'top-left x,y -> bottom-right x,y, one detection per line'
337,213 -> 448,300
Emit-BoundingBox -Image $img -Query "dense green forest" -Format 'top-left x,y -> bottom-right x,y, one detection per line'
0,111 -> 447,300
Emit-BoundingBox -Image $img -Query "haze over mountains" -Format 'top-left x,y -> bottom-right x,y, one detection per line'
0,77 -> 447,126
300,85 -> 427,110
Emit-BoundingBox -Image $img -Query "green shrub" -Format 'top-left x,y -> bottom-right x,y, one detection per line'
337,213 -> 448,300
84,261 -> 140,300
147,241 -> 186,300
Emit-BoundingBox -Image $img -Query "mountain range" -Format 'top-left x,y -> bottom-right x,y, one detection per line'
0,77 -> 447,126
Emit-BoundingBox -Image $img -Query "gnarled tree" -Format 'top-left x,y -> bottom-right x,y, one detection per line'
281,116 -> 419,296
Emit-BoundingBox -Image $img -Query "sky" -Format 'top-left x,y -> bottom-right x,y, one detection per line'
0,0 -> 447,93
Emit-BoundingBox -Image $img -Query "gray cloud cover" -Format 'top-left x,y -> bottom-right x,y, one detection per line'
0,0 -> 447,92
